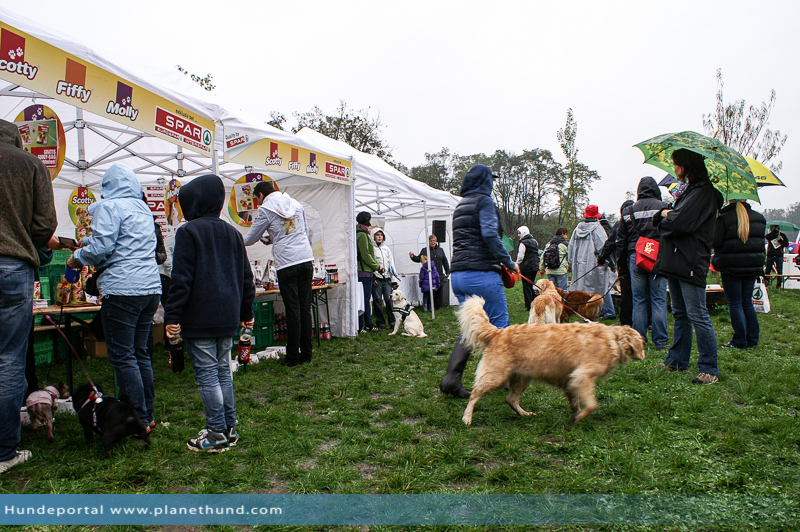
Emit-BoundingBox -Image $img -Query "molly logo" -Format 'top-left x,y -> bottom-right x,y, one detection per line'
106,81 -> 139,121
56,58 -> 92,103
0,29 -> 38,80
306,152 -> 318,174
264,142 -> 282,166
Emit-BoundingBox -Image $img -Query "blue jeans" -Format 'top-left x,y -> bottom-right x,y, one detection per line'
547,273 -> 568,290
185,337 -> 237,433
721,273 -> 759,347
601,293 -> 616,318
101,294 -> 160,425
0,257 -> 33,461
630,253 -> 668,346
451,270 -> 509,329
358,275 -> 373,329
372,277 -> 395,327
663,278 -> 718,374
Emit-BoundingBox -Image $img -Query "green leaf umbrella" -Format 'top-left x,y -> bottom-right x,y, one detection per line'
766,220 -> 799,232
634,131 -> 760,202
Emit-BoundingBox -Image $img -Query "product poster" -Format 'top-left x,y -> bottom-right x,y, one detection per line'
228,173 -> 278,227
68,186 -> 96,239
14,104 -> 66,180
144,185 -> 167,232
165,179 -> 183,227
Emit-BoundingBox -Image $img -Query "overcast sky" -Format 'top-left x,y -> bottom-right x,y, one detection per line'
3,0 -> 798,215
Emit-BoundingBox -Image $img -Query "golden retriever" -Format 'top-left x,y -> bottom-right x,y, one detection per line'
388,289 -> 427,338
528,279 -> 563,324
458,295 -> 644,426
556,288 -> 605,322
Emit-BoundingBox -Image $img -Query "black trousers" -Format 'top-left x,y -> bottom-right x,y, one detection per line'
277,261 -> 314,363
521,270 -> 538,311
765,256 -> 783,287
619,273 -> 633,327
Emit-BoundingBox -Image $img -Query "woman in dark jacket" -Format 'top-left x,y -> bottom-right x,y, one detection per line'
712,201 -> 766,348
764,225 -> 790,287
653,149 -> 724,384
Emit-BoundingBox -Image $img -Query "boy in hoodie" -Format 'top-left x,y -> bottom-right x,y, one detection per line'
0,119 -> 57,474
244,181 -> 314,366
439,164 -> 520,399
165,174 -> 255,452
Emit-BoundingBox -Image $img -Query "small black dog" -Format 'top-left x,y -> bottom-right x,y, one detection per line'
73,383 -> 150,458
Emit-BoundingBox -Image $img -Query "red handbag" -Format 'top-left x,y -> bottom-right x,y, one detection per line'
635,237 -> 659,272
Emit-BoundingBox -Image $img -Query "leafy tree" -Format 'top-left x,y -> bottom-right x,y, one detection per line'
556,108 -> 600,224
267,111 -> 287,131
292,100 -> 393,163
408,147 -> 463,195
760,202 -> 800,233
702,69 -> 788,173
175,66 -> 215,91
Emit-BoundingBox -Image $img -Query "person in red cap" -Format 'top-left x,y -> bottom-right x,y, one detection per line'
568,205 -> 616,318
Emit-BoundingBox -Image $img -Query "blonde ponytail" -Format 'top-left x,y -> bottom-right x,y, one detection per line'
735,201 -> 750,243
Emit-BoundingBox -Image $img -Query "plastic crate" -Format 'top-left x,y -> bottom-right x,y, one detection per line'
256,323 -> 274,349
38,277 -> 50,301
51,249 -> 71,264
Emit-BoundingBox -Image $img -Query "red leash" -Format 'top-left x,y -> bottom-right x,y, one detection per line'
515,271 -> 593,323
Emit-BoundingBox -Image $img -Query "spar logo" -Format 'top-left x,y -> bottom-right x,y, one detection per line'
155,106 -> 213,153
0,28 -> 38,80
106,82 -> 139,121
225,132 -> 248,149
56,58 -> 92,103
306,152 -> 319,174
325,161 -> 348,181
288,148 -> 300,171
264,142 -> 282,166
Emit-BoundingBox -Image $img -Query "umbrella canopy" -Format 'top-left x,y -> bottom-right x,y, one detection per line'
744,156 -> 786,187
502,234 -> 514,253
635,131 -> 759,202
766,220 -> 799,232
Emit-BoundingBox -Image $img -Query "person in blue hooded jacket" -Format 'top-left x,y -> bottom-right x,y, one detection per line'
68,164 -> 161,430
439,164 -> 520,398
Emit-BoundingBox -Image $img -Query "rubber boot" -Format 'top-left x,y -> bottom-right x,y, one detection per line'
439,339 -> 472,399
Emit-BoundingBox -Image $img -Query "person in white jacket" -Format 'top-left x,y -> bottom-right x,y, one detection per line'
244,181 -> 314,366
371,229 -> 397,330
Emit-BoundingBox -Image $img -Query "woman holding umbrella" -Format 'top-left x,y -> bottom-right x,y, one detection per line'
653,149 -> 724,384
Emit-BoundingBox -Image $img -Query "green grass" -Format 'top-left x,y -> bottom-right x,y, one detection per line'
3,285 -> 800,531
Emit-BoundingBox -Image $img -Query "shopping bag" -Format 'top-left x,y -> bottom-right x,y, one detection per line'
752,280 -> 770,314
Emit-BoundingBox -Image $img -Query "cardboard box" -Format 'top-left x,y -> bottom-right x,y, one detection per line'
80,330 -> 107,358
152,323 -> 165,345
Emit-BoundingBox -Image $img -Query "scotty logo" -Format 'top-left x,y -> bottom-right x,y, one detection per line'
56,81 -> 92,103
0,30 -> 37,80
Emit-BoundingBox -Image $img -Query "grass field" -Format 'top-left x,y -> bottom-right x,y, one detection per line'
3,283 -> 800,531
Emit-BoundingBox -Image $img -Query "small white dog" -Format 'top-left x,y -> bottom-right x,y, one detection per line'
388,289 -> 427,337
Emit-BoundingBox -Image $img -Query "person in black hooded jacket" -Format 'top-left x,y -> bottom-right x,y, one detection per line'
597,200 -> 634,326
653,149 -> 724,384
617,177 -> 669,348
712,201 -> 766,348
165,174 -> 255,452
764,225 -> 790,287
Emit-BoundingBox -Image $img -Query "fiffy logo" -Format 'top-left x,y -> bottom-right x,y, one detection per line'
325,161 -> 348,181
288,148 -> 300,171
306,153 -> 319,174
0,28 -> 37,80
106,82 -> 139,121
264,142 -> 282,166
155,107 -> 213,153
56,58 -> 92,103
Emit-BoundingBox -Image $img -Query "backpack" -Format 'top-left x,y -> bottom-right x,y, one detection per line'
543,242 -> 563,270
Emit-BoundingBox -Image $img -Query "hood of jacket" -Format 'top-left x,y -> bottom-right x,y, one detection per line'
517,225 -> 530,237
0,119 -> 23,149
100,164 -> 143,201
637,176 -> 661,201
573,220 -> 600,238
264,191 -> 299,218
620,199 -> 634,215
460,164 -> 494,196
178,174 -> 225,221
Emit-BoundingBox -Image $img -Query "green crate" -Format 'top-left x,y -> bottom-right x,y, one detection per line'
37,277 -> 50,301
51,249 -> 71,264
256,323 -> 274,349
34,350 -> 53,366
39,263 -> 65,280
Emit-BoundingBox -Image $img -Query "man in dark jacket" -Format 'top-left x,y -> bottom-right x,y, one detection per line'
764,225 -> 789,287
439,165 -> 519,399
410,235 -> 450,309
0,119 -> 57,474
616,177 -> 669,348
598,200 -> 633,326
165,174 -> 255,453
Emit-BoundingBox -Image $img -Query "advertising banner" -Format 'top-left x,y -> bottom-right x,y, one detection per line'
68,186 -> 96,240
0,22 -> 216,156
224,132 -> 351,185
165,179 -> 183,227
14,105 -> 66,180
228,173 -> 277,227
144,185 -> 167,232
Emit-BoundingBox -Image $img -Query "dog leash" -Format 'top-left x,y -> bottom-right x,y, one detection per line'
565,264 -> 601,290
545,294 -> 592,323
44,315 -> 102,397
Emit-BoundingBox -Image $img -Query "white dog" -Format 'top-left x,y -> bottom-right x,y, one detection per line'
388,290 -> 427,337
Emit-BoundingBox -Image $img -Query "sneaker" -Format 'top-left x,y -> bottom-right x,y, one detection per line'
0,450 -> 31,474
226,426 -> 239,447
187,429 -> 229,453
692,373 -> 719,385
652,344 -> 672,351
654,362 -> 683,373
376,324 -> 387,330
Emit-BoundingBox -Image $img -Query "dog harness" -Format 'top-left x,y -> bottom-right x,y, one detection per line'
393,303 -> 414,323
81,391 -> 106,434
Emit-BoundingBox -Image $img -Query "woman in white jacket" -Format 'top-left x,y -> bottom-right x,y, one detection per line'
371,229 -> 397,330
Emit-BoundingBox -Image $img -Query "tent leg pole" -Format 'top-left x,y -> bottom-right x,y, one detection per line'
423,200 -> 434,320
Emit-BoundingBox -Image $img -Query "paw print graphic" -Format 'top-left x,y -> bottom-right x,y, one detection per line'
15,47 -> 23,58
124,96 -> 131,105
7,50 -> 15,60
